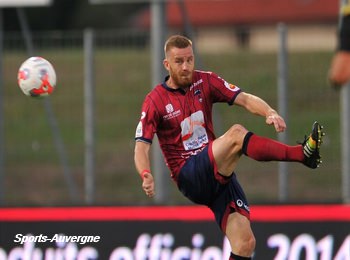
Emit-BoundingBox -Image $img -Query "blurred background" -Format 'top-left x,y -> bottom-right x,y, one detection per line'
0,0 -> 343,206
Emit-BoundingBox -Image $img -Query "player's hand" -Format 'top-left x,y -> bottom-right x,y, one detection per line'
266,114 -> 286,133
329,51 -> 350,89
142,172 -> 155,198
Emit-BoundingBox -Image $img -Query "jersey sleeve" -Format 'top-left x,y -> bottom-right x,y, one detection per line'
208,72 -> 242,105
135,95 -> 160,144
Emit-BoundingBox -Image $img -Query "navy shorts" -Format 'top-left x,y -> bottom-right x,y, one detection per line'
177,143 -> 250,231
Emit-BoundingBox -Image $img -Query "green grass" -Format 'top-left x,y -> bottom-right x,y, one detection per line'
2,48 -> 341,205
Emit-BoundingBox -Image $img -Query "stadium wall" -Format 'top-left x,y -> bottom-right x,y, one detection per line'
0,205 -> 349,259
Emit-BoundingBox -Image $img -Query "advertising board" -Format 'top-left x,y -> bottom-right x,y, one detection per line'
0,205 -> 349,259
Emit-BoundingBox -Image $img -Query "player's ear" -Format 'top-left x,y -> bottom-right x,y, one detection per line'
163,59 -> 170,71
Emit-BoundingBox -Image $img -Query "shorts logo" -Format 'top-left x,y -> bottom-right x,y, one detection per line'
236,199 -> 250,212
236,199 -> 243,207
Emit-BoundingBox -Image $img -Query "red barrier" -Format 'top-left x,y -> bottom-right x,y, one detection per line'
0,204 -> 349,221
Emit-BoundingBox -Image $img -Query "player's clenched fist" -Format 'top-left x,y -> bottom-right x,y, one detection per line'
142,171 -> 155,198
266,114 -> 286,133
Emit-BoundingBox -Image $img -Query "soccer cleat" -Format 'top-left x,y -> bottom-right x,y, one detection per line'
302,121 -> 325,169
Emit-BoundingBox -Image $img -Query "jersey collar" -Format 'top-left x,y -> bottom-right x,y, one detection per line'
161,75 -> 187,95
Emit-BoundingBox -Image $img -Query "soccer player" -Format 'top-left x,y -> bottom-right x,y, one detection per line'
134,35 -> 324,260
329,0 -> 350,88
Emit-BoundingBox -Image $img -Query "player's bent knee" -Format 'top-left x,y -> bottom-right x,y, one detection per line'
227,124 -> 248,137
224,124 -> 248,146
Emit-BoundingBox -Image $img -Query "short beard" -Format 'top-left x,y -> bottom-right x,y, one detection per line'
170,71 -> 192,89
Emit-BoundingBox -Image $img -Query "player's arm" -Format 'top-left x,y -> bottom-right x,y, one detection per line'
234,92 -> 286,133
134,141 -> 155,198
329,0 -> 350,88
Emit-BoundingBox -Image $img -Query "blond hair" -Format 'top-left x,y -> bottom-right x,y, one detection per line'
164,35 -> 192,56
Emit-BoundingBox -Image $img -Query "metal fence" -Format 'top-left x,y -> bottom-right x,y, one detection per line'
0,27 -> 345,206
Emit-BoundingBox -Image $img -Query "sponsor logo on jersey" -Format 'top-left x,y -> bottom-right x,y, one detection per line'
164,103 -> 181,120
165,104 -> 174,114
190,79 -> 203,91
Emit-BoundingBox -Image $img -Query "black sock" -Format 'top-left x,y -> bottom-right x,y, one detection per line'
230,252 -> 251,260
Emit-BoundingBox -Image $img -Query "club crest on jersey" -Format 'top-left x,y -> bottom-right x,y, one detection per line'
224,81 -> 240,92
194,89 -> 203,102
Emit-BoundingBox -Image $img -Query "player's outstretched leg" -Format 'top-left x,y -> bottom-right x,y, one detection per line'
241,121 -> 324,167
302,121 -> 325,169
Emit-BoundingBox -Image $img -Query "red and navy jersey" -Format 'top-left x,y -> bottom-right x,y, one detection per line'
135,70 -> 241,179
